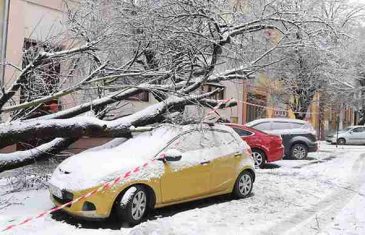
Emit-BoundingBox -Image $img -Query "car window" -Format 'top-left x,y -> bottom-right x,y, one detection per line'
353,127 -> 365,132
252,122 -> 271,131
167,131 -> 206,153
232,128 -> 252,137
272,122 -> 292,130
292,123 -> 305,129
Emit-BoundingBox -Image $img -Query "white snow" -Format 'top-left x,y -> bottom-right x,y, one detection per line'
120,187 -> 137,206
2,142 -> 365,234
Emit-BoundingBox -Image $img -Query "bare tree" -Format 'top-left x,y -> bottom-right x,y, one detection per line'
267,0 -> 364,119
0,0 -> 340,171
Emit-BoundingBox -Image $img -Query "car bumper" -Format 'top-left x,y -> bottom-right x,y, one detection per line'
326,138 -> 336,144
266,145 -> 284,162
49,187 -> 116,220
308,142 -> 318,152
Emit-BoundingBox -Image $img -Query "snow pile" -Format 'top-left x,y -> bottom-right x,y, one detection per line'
120,186 -> 137,207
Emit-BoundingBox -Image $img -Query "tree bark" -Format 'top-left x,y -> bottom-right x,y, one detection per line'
0,137 -> 77,173
0,91 -> 228,149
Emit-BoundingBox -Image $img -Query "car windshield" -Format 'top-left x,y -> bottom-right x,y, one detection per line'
342,127 -> 353,132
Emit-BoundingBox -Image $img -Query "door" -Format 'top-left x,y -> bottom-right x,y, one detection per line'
208,130 -> 242,194
348,127 -> 365,144
271,121 -> 293,153
160,131 -> 211,203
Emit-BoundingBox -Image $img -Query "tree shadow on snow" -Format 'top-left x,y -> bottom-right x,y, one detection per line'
51,193 -> 254,230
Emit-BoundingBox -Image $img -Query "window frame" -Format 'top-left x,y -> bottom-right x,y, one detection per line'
232,127 -> 254,137
252,121 -> 272,131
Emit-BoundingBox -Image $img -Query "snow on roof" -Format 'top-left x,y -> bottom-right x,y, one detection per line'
246,118 -> 307,127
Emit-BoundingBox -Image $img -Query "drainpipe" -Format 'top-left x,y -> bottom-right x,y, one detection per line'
0,0 -> 10,87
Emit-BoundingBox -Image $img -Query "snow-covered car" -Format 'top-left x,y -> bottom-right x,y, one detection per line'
326,126 -> 365,145
49,124 -> 255,225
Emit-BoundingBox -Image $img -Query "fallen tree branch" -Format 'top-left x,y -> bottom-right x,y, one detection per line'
0,138 -> 77,173
0,90 -> 221,148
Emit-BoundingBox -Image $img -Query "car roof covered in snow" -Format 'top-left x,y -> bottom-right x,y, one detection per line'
246,118 -> 307,127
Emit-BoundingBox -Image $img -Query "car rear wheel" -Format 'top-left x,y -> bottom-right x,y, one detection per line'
115,185 -> 149,226
232,171 -> 253,198
252,149 -> 266,168
337,138 -> 346,145
290,143 -> 308,160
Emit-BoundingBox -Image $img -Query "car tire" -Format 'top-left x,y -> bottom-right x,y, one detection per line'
115,185 -> 149,226
337,138 -> 346,145
232,171 -> 254,198
252,149 -> 266,168
290,143 -> 308,160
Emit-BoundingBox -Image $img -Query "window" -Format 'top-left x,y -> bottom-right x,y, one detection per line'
352,127 -> 365,132
204,130 -> 240,149
167,131 -> 206,153
232,128 -> 253,137
201,83 -> 225,100
126,91 -> 149,102
247,93 -> 267,122
253,122 -> 271,131
292,123 -> 305,129
272,122 -> 292,130
20,39 -> 62,117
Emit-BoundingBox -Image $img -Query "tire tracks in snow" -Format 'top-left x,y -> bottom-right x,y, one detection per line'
263,152 -> 365,235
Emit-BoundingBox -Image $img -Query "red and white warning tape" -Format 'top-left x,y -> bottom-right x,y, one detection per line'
204,98 -> 232,120
1,159 -> 158,232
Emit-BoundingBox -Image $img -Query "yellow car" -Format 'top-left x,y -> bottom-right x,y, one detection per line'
49,124 -> 255,225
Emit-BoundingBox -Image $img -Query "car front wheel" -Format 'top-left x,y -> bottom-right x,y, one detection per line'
337,138 -> 346,145
233,171 -> 254,198
115,185 -> 149,226
290,143 -> 308,160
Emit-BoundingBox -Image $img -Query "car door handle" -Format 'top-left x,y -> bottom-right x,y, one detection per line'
234,152 -> 241,157
200,161 -> 211,165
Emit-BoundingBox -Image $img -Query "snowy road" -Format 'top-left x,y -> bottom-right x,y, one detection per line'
1,143 -> 365,234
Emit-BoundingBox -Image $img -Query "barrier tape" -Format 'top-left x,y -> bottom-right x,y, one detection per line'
1,159 -> 158,232
204,98 -> 232,120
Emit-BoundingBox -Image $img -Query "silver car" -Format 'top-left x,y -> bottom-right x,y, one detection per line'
326,126 -> 365,145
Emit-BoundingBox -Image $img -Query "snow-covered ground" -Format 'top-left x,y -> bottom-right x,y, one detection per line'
1,142 -> 365,235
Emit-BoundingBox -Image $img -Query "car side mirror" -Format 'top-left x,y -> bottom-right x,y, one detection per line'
158,149 -> 182,162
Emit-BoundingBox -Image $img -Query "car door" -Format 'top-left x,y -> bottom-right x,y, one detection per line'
348,127 -> 363,144
159,130 -> 211,204
208,130 -> 242,194
359,127 -> 365,144
271,121 -> 293,151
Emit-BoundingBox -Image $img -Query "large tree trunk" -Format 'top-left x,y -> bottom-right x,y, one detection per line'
0,138 -> 77,173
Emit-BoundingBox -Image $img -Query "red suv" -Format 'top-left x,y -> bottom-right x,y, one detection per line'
227,124 -> 284,168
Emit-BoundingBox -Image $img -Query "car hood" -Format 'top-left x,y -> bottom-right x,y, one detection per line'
49,148 -> 158,192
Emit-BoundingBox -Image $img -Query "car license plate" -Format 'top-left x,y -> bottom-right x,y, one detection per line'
49,184 -> 63,198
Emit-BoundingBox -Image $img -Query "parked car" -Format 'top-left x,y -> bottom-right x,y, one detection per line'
49,124 -> 255,225
245,118 -> 318,159
226,123 -> 284,168
326,126 -> 365,145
